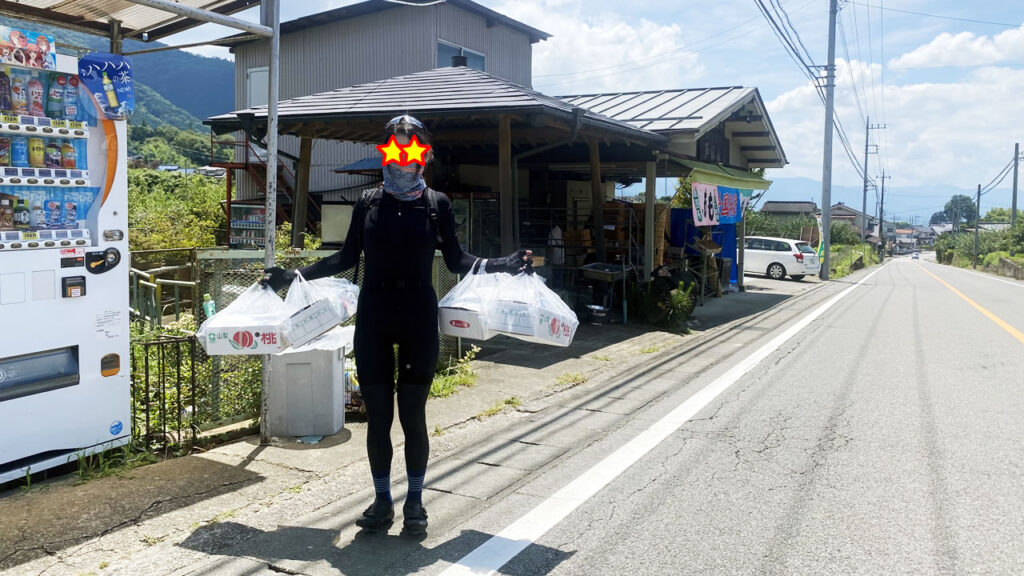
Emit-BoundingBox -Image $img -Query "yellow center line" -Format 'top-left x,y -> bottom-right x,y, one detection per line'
917,263 -> 1024,346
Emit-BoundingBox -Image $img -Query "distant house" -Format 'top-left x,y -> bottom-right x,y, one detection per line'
760,201 -> 818,217
914,225 -> 936,246
829,202 -> 875,235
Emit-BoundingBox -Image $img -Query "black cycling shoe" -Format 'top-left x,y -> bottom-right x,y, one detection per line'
355,498 -> 394,531
402,501 -> 428,535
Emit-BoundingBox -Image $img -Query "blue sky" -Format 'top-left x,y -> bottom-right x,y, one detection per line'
167,1 -> 1024,221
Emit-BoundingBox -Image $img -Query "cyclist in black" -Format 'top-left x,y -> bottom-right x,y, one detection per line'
263,115 -> 531,535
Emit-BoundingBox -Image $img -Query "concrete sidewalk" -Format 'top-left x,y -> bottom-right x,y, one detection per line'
0,275 -> 825,576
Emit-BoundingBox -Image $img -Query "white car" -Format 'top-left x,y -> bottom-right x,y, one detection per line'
743,236 -> 821,281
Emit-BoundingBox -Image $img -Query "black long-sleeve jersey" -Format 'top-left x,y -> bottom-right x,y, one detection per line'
299,189 -> 477,285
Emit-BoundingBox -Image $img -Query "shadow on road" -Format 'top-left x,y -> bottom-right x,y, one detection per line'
179,522 -> 574,575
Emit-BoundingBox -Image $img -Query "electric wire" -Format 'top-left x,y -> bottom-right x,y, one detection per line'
846,1 -> 1020,28
753,0 -> 866,181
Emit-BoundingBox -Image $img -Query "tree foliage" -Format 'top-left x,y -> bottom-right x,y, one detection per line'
128,169 -> 227,251
929,211 -> 948,225
983,207 -> 1011,222
943,194 -> 977,230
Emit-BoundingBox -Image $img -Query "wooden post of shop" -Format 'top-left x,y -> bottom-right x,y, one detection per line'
291,136 -> 312,248
499,115 -> 514,254
644,160 -> 656,282
589,138 -> 606,263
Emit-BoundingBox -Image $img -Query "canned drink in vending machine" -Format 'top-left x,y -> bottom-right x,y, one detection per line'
28,137 -> 45,168
44,141 -> 61,168
0,137 -> 10,167
46,199 -> 62,227
11,136 -> 29,167
61,141 -> 75,169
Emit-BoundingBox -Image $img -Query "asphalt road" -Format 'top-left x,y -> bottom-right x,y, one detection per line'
399,258 -> 1024,576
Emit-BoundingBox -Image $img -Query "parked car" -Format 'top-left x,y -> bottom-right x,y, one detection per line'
743,236 -> 821,280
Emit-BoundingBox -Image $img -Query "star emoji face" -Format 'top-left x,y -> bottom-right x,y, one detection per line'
402,135 -> 431,166
377,136 -> 404,166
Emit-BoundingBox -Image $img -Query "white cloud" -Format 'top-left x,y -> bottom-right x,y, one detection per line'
889,24 -> 1024,69
491,0 -> 703,94
181,46 -> 233,61
766,60 -> 1024,190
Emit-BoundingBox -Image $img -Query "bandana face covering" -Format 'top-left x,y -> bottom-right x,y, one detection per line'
382,164 -> 426,201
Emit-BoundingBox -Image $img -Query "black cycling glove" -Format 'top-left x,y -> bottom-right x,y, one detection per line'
261,267 -> 297,291
484,249 -> 534,275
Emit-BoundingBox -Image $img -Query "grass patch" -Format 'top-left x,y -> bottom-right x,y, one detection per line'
209,508 -> 239,524
639,345 -> 661,354
286,485 -> 302,494
76,442 -> 159,483
476,396 -> 521,420
555,372 -> 588,387
830,243 -> 881,279
141,535 -> 165,546
99,561 -> 110,570
433,425 -> 444,437
430,345 -> 480,398
590,354 -> 611,362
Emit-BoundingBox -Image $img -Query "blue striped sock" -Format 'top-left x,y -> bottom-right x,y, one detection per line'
372,472 -> 392,505
406,470 -> 425,505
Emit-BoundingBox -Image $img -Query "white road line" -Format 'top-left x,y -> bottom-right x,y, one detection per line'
439,264 -> 890,576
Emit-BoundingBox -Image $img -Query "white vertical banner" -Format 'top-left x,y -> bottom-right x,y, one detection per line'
692,181 -> 720,226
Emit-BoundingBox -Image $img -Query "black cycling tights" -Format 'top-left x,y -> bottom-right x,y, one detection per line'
354,288 -> 439,475
360,381 -> 431,474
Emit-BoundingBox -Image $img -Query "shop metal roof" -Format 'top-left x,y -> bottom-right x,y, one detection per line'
0,0 -> 260,42
559,87 -> 787,168
206,66 -> 666,147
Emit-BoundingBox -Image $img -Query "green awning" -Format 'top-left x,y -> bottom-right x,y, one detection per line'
676,159 -> 772,190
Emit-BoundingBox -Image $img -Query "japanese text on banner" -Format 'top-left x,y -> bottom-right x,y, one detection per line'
692,182 -> 720,226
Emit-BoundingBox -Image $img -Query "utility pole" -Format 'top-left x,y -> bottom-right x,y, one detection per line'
860,117 -> 884,242
879,172 -> 889,257
973,183 -> 981,269
819,0 -> 838,280
1012,142 -> 1019,257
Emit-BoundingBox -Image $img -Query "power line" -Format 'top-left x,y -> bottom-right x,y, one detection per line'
846,1 -> 1021,28
838,12 -> 867,127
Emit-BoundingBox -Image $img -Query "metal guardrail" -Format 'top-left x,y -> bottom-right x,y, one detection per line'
129,249 -> 200,328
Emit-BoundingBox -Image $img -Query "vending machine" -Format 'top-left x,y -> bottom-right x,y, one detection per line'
0,30 -> 130,483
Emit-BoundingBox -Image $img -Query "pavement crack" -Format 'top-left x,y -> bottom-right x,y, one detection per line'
267,563 -> 305,575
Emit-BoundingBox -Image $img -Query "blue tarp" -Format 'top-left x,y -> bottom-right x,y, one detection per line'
669,208 -> 738,283
334,156 -> 382,173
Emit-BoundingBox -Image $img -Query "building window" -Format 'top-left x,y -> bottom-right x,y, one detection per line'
246,66 -> 269,108
438,41 -> 485,71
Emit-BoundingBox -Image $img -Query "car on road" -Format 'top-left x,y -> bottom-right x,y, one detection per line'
743,236 -> 821,281
912,251 -> 920,259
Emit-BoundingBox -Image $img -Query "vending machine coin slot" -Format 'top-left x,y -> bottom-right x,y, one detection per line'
61,256 -> 84,268
85,248 -> 120,274
61,276 -> 85,298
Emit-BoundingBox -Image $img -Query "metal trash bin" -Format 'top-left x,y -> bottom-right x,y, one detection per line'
267,326 -> 354,437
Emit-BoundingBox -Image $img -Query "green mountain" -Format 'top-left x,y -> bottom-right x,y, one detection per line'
0,15 -> 234,124
132,83 -> 202,131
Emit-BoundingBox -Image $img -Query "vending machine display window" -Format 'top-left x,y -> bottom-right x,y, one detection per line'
0,346 -> 79,402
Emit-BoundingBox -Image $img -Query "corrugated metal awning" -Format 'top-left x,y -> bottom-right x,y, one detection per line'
559,87 -> 787,169
677,158 -> 772,190
0,0 -> 260,41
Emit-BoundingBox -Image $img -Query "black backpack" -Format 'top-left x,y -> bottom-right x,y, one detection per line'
353,186 -> 443,284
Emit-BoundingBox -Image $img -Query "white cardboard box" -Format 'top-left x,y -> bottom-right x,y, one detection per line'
202,324 -> 286,355
438,306 -> 491,340
281,299 -> 343,349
